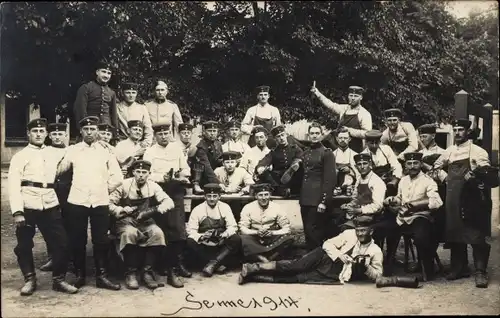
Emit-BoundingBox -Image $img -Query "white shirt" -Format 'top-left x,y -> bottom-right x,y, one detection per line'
434,140 -> 490,171
8,144 -> 63,213
239,201 -> 291,236
241,104 -> 281,135
420,144 -> 445,158
114,138 -> 143,165
116,101 -> 153,146
381,122 -> 419,157
222,139 -> 251,155
145,99 -> 183,136
57,141 -> 123,208
239,146 -> 271,177
333,147 -> 359,179
187,201 -> 238,242
362,145 -> 403,178
143,143 -> 190,183
214,167 -> 255,193
351,171 -> 386,215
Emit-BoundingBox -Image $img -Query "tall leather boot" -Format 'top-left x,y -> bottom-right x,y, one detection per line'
383,235 -> 399,276
417,246 -> 435,281
52,275 -> 79,294
202,246 -> 231,277
167,268 -> 184,288
473,244 -> 490,288
94,249 -> 121,291
142,247 -> 161,290
239,261 -> 277,285
175,242 -> 192,278
446,243 -> 471,280
15,248 -> 37,296
376,276 -> 420,288
123,246 -> 139,290
72,249 -> 87,288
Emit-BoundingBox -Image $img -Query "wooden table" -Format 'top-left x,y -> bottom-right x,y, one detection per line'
184,194 -> 353,202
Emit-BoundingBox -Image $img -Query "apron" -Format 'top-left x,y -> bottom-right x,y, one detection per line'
338,112 -> 364,153
341,182 -> 375,229
387,125 -> 410,156
197,206 -> 227,247
370,149 -> 393,182
248,108 -> 277,149
445,158 -> 490,244
157,180 -> 187,241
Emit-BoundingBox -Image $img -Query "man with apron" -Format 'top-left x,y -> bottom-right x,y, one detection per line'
238,215 -> 383,285
311,84 -> 372,153
384,152 -> 443,280
255,125 -> 303,197
362,130 -> 402,196
109,160 -> 175,290
380,108 -> 418,163
333,127 -> 359,195
241,85 -> 282,149
186,184 -> 241,277
433,119 -> 494,288
143,123 -> 192,287
239,184 -> 295,262
222,120 -> 251,160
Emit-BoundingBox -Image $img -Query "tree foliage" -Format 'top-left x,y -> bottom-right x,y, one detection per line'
1,1 -> 498,132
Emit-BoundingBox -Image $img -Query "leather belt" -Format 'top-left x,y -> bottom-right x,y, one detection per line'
21,181 -> 55,189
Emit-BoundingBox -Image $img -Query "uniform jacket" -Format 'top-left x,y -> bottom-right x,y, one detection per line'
73,80 -> 118,128
256,143 -> 303,174
194,138 -> 224,184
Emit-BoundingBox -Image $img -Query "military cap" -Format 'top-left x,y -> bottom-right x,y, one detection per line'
353,215 -> 375,228
418,124 -> 437,135
365,129 -> 383,141
131,160 -> 151,171
403,152 -> 423,162
127,120 -> 144,129
252,125 -> 269,136
98,123 -> 115,132
27,118 -> 48,130
79,116 -> 99,128
256,85 -> 270,93
348,86 -> 364,95
354,153 -> 372,163
222,151 -> 241,161
121,82 -> 139,91
384,108 -> 402,119
203,121 -> 219,129
96,60 -> 112,71
270,125 -> 286,137
48,123 -> 67,133
452,118 -> 472,130
152,123 -> 171,133
178,123 -> 194,132
251,183 -> 273,194
204,183 -> 222,194
226,120 -> 241,129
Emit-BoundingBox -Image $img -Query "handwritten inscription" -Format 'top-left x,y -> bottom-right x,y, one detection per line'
161,291 -> 300,316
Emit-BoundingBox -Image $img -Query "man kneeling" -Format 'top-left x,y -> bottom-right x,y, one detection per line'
238,215 -> 382,285
109,160 -> 175,290
186,183 -> 241,277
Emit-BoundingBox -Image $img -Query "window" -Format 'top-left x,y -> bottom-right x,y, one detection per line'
4,94 -> 29,146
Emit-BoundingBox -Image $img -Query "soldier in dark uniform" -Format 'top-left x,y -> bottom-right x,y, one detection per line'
255,125 -> 303,197
298,123 -> 336,250
73,60 -> 118,129
192,121 -> 224,194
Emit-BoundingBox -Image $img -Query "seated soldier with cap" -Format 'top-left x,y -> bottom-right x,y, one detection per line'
333,127 -> 359,195
255,125 -> 303,197
239,184 -> 294,263
238,215 -> 383,285
380,109 -> 419,162
362,129 -> 402,196
98,123 -> 117,147
117,82 -> 154,147
214,151 -> 255,194
186,183 -> 241,277
239,126 -> 271,179
222,120 -> 251,159
418,124 -> 447,183
340,153 -> 386,228
192,121 -> 224,194
109,160 -> 175,290
114,120 -> 148,177
383,152 -> 443,279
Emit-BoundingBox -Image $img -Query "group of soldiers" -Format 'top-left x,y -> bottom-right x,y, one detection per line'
8,61 -> 498,297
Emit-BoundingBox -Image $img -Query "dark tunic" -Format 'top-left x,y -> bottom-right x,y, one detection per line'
73,80 -> 118,128
256,143 -> 303,176
193,138 -> 224,186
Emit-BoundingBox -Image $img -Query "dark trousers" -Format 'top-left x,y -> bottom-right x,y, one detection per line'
14,206 -> 69,278
123,245 -> 162,270
260,169 -> 302,196
449,242 -> 490,273
186,234 -> 241,266
65,204 -> 110,275
300,206 -> 328,250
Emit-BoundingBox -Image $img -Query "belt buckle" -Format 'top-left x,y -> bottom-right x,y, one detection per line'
42,182 -> 47,188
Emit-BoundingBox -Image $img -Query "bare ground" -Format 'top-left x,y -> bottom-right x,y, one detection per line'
1,168 -> 499,317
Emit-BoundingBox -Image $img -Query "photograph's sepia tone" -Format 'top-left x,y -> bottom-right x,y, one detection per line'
0,1 -> 499,316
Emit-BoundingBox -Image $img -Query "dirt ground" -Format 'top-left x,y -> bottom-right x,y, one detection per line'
1,168 -> 499,317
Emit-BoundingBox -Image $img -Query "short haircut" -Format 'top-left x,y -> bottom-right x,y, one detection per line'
308,122 -> 323,133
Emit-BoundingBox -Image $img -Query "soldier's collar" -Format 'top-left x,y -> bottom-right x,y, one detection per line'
310,141 -> 323,149
28,143 -> 46,150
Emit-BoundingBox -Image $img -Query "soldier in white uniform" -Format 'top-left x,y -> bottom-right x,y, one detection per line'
222,120 -> 251,158
143,123 -> 191,286
8,118 -> 78,296
114,120 -> 147,177
145,80 -> 183,138
239,126 -> 271,178
56,116 -> 123,291
109,160 -> 175,290
214,151 -> 255,194
332,127 -> 359,193
116,82 -> 153,146
380,109 -> 419,162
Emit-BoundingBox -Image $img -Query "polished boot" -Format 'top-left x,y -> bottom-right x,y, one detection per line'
202,246 -> 232,277
52,275 -> 78,294
142,266 -> 159,290
20,273 -> 37,296
73,269 -> 86,288
123,246 -> 139,290
72,250 -> 87,288
446,243 -> 470,280
39,258 -> 53,272
167,268 -> 184,288
239,261 -> 277,284
172,242 -> 192,278
95,250 -> 121,291
376,276 -> 420,289
176,256 -> 192,278
125,269 -> 139,290
473,244 -> 490,288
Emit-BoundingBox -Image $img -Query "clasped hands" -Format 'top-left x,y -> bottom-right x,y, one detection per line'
257,227 -> 273,238
383,196 -> 411,216
117,206 -> 139,219
340,203 -> 362,216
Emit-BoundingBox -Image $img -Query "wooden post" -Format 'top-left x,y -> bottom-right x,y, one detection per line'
454,90 -> 469,119
492,109 -> 499,167
482,103 -> 493,157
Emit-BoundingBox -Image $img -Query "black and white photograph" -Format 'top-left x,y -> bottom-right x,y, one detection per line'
0,1 -> 499,316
